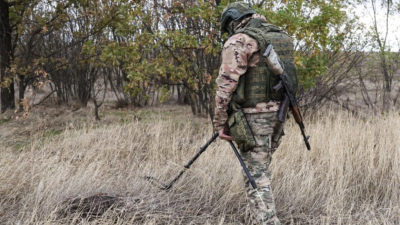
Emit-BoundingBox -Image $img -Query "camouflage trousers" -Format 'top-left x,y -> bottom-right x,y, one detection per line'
240,111 -> 284,225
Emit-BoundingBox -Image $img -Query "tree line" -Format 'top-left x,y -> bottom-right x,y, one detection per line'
1,0 -> 399,119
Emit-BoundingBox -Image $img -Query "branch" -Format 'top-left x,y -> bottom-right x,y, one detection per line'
33,90 -> 56,106
11,3 -> 26,57
44,12 -> 119,59
142,21 -> 184,66
6,1 -> 18,7
383,0 -> 390,50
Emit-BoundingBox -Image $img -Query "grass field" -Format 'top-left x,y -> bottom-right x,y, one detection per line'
0,106 -> 399,224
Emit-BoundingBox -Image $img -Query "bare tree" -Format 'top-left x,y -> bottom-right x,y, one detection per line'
367,0 -> 400,110
91,68 -> 107,121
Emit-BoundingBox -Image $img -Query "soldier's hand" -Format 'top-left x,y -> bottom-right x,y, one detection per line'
218,126 -> 233,141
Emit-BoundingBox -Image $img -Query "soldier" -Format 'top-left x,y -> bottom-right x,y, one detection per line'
214,2 -> 298,225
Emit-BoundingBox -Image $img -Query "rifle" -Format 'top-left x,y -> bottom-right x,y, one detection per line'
274,75 -> 311,150
263,45 -> 311,151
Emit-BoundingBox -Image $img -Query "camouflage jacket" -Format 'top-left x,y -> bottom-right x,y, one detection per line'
213,14 -> 280,131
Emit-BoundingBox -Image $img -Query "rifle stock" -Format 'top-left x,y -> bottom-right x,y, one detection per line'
290,105 -> 303,125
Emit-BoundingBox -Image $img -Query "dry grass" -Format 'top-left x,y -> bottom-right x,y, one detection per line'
0,106 -> 399,224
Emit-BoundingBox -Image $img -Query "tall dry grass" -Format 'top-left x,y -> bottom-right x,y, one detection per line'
0,108 -> 399,224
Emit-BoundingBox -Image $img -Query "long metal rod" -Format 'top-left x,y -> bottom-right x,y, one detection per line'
228,141 -> 257,189
183,133 -> 219,169
146,134 -> 258,191
145,133 -> 219,190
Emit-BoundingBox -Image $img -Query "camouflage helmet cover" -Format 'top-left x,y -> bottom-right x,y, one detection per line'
220,2 -> 256,32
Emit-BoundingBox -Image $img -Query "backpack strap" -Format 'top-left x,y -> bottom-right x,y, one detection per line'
235,19 -> 272,56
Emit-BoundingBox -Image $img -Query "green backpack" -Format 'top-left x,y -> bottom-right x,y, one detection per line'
236,18 -> 298,94
228,19 -> 298,152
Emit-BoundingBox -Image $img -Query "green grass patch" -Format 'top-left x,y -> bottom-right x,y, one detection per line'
0,117 -> 10,126
43,129 -> 63,138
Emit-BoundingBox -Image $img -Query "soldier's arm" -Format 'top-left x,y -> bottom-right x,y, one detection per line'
213,33 -> 259,131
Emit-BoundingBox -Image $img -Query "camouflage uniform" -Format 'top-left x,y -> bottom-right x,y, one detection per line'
213,14 -> 284,225
241,111 -> 284,225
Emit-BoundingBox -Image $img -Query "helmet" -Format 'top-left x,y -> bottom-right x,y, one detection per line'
220,2 -> 256,33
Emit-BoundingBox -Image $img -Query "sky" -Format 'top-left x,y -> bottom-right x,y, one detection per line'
352,1 -> 400,51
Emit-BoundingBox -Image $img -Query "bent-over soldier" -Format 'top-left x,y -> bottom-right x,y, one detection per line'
214,2 -> 298,224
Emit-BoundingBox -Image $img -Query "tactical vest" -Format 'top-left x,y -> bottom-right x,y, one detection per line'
231,18 -> 298,108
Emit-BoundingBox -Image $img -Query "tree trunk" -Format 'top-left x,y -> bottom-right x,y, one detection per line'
94,104 -> 100,121
0,0 -> 15,113
188,92 -> 196,115
380,56 -> 392,110
177,85 -> 182,104
18,74 -> 25,111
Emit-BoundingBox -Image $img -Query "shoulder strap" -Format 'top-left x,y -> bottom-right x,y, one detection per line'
234,19 -> 286,56
260,23 -> 282,33
235,28 -> 269,56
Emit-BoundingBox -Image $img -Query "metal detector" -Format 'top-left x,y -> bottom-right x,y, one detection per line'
145,133 -> 257,190
145,133 -> 219,190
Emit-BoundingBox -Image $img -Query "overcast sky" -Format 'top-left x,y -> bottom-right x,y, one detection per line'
353,2 -> 400,51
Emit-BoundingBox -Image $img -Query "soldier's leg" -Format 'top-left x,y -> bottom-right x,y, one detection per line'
240,112 -> 284,225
